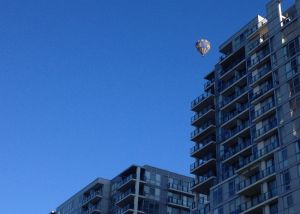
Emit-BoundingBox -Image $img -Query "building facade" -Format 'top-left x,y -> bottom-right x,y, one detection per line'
55,165 -> 193,214
190,0 -> 300,213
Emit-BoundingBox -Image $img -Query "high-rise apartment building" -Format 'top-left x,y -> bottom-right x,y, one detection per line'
190,0 -> 300,213
55,165 -> 193,214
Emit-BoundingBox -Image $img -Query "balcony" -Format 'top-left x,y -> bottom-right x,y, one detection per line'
204,79 -> 215,90
250,83 -> 274,104
252,100 -> 275,122
248,33 -> 269,54
250,65 -> 272,86
238,188 -> 278,214
219,70 -> 247,94
221,168 -> 236,181
191,105 -> 215,126
82,190 -> 103,206
220,58 -> 246,78
221,139 -> 252,163
168,183 -> 193,195
117,174 -> 139,191
221,121 -> 250,145
190,172 -> 216,194
237,165 -> 276,195
221,103 -> 249,126
247,19 -> 267,39
115,189 -> 136,206
220,87 -> 248,110
191,92 -> 214,112
191,120 -> 215,142
115,204 -> 144,214
236,140 -> 279,173
190,136 -> 216,158
82,206 -> 102,214
167,197 -> 192,209
190,153 -> 216,174
247,49 -> 270,70
253,119 -> 277,141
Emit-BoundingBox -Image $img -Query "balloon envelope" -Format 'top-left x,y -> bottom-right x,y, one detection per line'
195,39 -> 211,56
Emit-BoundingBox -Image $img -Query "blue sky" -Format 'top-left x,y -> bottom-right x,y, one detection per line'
0,0 -> 293,213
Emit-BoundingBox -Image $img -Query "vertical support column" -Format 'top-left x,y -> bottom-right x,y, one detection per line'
133,167 -> 141,214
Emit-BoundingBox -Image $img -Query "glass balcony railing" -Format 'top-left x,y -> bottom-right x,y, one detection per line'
168,183 -> 191,194
191,171 -> 215,187
247,19 -> 267,37
221,168 -> 235,181
220,87 -> 248,108
167,197 -> 192,208
219,70 -> 247,92
237,165 -> 275,192
82,205 -> 102,214
250,82 -> 273,101
191,105 -> 214,124
221,121 -> 250,142
82,190 -> 103,205
237,140 -> 279,170
238,188 -> 278,212
221,139 -> 252,161
190,136 -> 216,155
117,174 -> 136,189
116,189 -> 135,203
222,103 -> 249,124
190,153 -> 215,171
254,119 -> 277,139
205,79 -> 215,88
252,100 -> 275,120
191,120 -> 215,139
191,92 -> 214,109
250,65 -> 272,84
220,57 -> 245,76
248,33 -> 269,52
247,49 -> 270,68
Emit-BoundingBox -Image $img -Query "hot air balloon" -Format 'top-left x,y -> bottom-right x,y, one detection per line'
195,39 -> 211,56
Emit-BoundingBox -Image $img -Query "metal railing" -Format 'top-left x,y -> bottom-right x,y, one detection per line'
191,120 -> 215,139
221,121 -> 250,142
238,188 -> 277,212
190,153 -> 215,171
237,165 -> 275,191
219,70 -> 247,92
252,100 -> 275,120
250,65 -> 272,84
221,139 -> 252,161
191,92 -> 214,109
250,82 -> 273,101
222,103 -> 249,124
190,136 -> 216,154
237,140 -> 279,170
254,119 -> 277,139
191,105 -> 215,123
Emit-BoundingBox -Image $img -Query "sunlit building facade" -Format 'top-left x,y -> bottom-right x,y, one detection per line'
55,165 -> 193,214
190,0 -> 300,213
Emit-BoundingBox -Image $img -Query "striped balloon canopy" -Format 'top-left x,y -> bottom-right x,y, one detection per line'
195,39 -> 211,56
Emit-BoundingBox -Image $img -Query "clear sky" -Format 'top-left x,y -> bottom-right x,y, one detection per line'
0,0 -> 293,213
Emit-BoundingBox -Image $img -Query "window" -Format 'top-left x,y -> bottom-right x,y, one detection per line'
283,194 -> 294,214
295,139 -> 300,160
288,74 -> 300,97
279,149 -> 289,169
285,56 -> 300,79
228,180 -> 235,197
213,207 -> 223,214
282,169 -> 291,191
213,187 -> 223,206
283,36 -> 300,59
